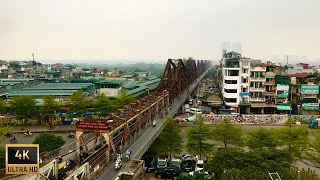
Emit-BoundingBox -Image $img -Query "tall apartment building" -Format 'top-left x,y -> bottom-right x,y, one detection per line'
275,75 -> 291,113
221,51 -> 251,111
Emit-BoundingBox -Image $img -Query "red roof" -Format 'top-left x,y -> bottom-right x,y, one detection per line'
284,73 -> 312,78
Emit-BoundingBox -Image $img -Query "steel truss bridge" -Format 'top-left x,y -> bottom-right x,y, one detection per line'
19,59 -> 211,180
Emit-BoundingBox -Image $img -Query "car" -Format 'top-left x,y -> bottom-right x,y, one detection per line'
181,154 -> 194,172
155,158 -> 167,178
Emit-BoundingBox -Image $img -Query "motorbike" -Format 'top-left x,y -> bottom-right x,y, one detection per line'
115,159 -> 121,170
153,120 -> 156,127
5,133 -> 12,138
125,154 -> 130,162
24,132 -> 32,137
69,134 -> 75,138
10,138 -> 17,143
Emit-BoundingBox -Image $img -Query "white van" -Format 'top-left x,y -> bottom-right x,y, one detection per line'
189,108 -> 202,115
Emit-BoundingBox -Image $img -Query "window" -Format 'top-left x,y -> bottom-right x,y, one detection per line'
242,61 -> 249,66
226,70 -> 239,76
250,82 -> 263,88
252,92 -> 263,98
242,88 -> 247,92
225,80 -> 237,84
242,68 -> 248,73
242,78 -> 248,83
225,89 -> 237,93
225,98 -> 237,103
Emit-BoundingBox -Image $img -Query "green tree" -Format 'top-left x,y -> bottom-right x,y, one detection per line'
9,96 -> 36,128
158,117 -> 183,160
303,133 -> 320,167
206,148 -> 293,180
186,115 -> 213,159
277,125 -> 309,158
212,119 -> 243,148
177,172 -> 212,180
33,133 -> 65,153
93,93 -> 112,116
8,61 -> 20,69
41,96 -> 60,117
246,128 -> 280,150
114,91 -> 135,109
0,126 -> 12,168
69,91 -> 88,116
0,99 -> 5,114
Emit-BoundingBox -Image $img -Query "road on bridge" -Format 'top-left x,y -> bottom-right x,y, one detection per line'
98,71 -> 208,180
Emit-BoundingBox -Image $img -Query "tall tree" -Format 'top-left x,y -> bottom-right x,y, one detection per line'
158,117 -> 183,160
0,126 -> 12,168
212,119 -> 243,148
9,96 -> 36,127
0,98 -> 5,114
186,115 -> 213,159
8,61 -> 20,69
41,96 -> 60,117
246,128 -> 280,150
93,93 -> 112,116
68,91 -> 88,116
114,91 -> 135,109
303,134 -> 320,167
277,124 -> 309,158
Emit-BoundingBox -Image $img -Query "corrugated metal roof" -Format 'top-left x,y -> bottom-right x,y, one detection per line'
123,79 -> 136,88
137,79 -> 160,87
127,86 -> 148,95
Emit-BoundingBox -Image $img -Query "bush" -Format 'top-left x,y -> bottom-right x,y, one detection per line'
33,133 -> 65,153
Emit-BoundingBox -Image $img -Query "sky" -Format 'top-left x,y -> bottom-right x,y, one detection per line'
1,0 -> 319,64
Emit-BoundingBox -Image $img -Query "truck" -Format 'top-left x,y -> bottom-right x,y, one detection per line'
155,158 -> 182,179
116,159 -> 145,180
155,158 -> 167,178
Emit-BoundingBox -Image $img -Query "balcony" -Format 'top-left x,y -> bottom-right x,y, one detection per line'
250,87 -> 265,92
264,80 -> 275,85
240,101 -> 250,105
265,91 -> 276,96
251,66 -> 266,72
250,77 -> 266,81
250,97 -> 265,102
265,72 -> 276,77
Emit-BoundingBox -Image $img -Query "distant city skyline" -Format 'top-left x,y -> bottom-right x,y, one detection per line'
1,0 -> 319,62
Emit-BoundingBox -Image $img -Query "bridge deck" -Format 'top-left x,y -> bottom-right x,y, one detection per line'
98,70 -> 207,180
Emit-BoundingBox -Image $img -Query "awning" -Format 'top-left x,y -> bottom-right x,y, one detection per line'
251,103 -> 267,108
277,92 -> 289,98
277,105 -> 292,110
303,106 -> 319,111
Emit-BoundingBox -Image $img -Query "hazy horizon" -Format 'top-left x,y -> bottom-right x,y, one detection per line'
1,0 -> 319,62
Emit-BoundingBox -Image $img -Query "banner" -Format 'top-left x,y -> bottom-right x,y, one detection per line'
76,121 -> 109,133
301,84 -> 319,94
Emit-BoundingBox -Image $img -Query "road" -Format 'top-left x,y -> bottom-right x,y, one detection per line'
98,71 -> 208,180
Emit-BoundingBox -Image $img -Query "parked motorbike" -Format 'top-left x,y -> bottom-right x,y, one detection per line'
153,120 -> 157,127
69,133 -> 75,138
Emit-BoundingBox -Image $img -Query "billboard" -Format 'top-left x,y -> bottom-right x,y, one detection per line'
301,84 -> 319,94
76,121 -> 110,133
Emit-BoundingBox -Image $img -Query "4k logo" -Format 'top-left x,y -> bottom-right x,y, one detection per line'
15,150 -> 30,160
6,144 -> 39,175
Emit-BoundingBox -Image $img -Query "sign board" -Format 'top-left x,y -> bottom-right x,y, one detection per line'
76,121 -> 109,133
302,103 -> 319,107
6,144 -> 39,174
276,84 -> 289,91
239,92 -> 250,96
301,84 -> 319,94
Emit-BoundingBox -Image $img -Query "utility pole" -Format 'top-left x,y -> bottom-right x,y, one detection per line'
32,53 -> 35,61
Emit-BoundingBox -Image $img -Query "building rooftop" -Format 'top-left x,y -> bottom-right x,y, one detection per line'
284,73 -> 312,79
136,79 -> 160,87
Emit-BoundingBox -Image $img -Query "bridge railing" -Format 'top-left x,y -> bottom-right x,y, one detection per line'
47,132 -> 96,158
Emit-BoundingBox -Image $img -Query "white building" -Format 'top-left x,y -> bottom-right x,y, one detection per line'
286,63 -> 315,74
221,51 -> 250,107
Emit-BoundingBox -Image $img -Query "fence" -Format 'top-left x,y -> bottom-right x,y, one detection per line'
47,132 -> 96,158
206,114 -> 320,124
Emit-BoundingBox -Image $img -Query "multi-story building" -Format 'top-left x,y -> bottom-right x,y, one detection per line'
249,65 -> 266,113
275,75 -> 291,113
221,51 -> 244,110
300,84 -> 319,115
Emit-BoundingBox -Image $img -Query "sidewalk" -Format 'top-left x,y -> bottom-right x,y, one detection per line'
10,124 -> 76,134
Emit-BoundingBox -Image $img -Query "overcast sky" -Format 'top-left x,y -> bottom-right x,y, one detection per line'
1,0 -> 319,63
